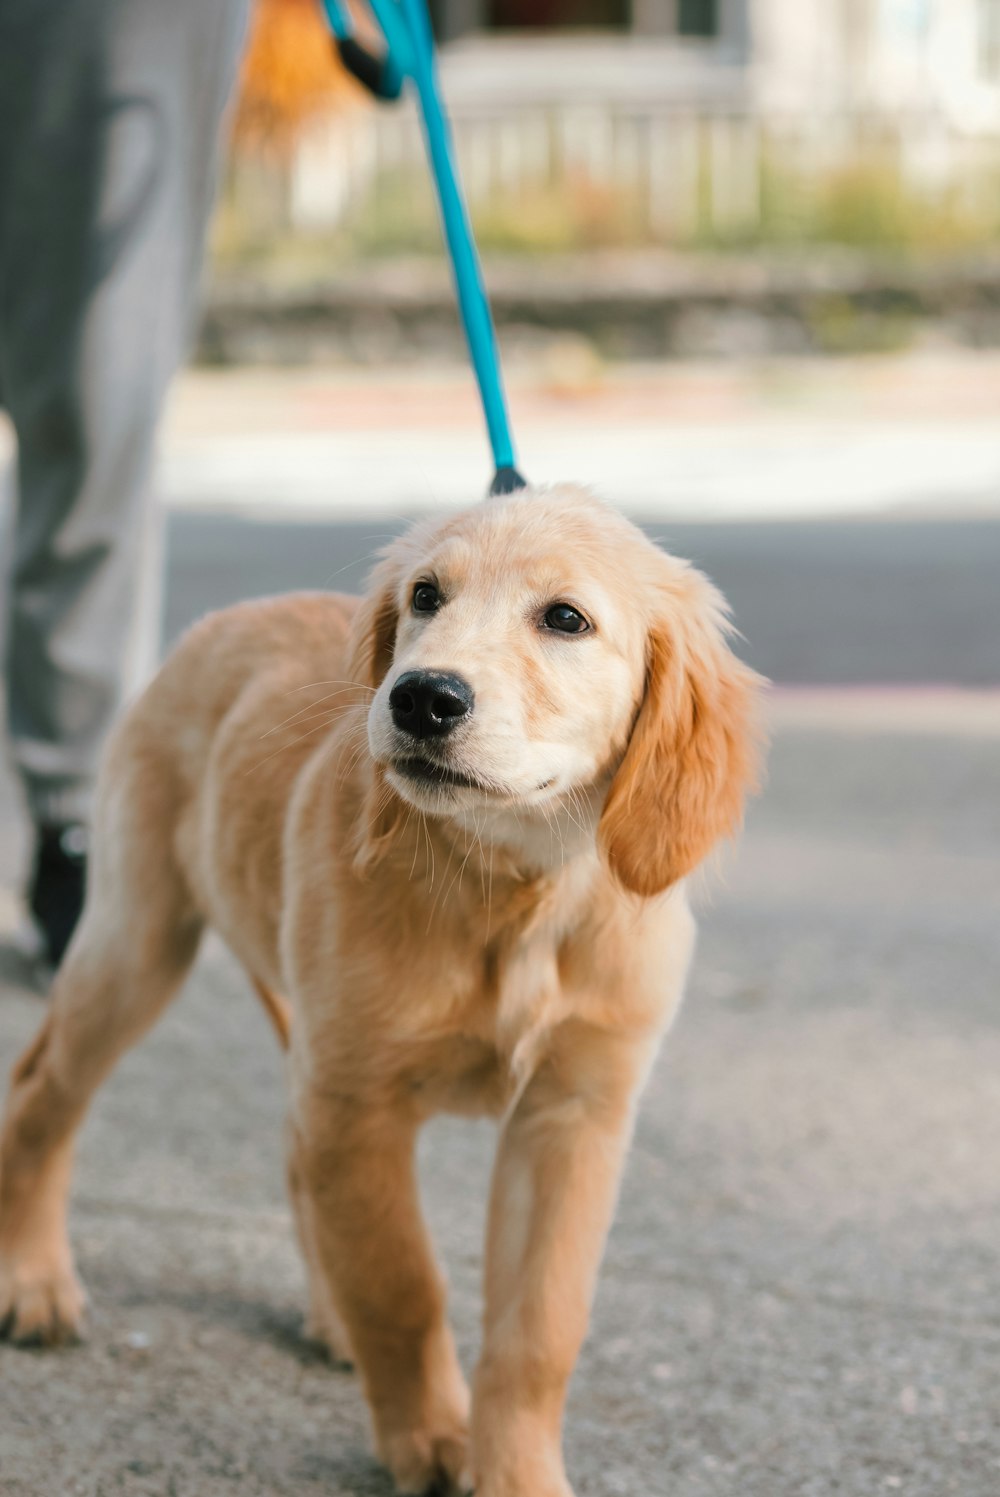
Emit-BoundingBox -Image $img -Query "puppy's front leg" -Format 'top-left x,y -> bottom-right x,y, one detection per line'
298,1090 -> 470,1495
473,1025 -> 654,1497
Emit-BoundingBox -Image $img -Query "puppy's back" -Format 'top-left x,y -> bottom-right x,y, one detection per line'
153,592 -> 361,741
93,592 -> 362,939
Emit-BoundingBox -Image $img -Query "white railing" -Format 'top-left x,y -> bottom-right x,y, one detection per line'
282,100 -> 1000,242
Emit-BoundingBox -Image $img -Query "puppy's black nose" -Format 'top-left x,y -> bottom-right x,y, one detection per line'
389,670 -> 474,739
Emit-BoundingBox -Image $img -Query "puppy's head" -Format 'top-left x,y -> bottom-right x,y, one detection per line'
351,486 -> 762,895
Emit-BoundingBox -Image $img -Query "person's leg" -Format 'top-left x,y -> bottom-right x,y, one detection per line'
0,0 -> 249,962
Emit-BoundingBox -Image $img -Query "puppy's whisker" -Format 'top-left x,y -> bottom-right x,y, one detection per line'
543,798 -> 567,868
279,679 -> 376,698
461,819 -> 483,901
475,811 -> 487,905
427,819 -> 469,933
331,717 -> 368,769
335,741 -> 370,787
485,835 -> 495,943
331,748 -> 363,789
243,715 -> 344,778
258,705 -> 351,747
453,817 -> 476,903
318,542 -> 395,589
562,789 -> 588,839
261,688 -> 367,739
403,802 -> 421,881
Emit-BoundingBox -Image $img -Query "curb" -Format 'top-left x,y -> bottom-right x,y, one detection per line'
199,252 -> 1000,365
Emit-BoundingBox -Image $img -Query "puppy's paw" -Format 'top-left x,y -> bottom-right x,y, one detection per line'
297,1248 -> 355,1365
476,1475 -> 574,1497
0,1249 -> 86,1347
380,1418 -> 472,1496
303,1306 -> 354,1368
472,1446 -> 575,1497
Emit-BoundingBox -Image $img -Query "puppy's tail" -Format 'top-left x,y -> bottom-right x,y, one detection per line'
252,977 -> 293,1051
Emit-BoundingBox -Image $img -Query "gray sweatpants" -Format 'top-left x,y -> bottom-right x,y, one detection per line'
0,0 -> 248,827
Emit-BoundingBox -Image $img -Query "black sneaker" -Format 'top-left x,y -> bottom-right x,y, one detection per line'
28,824 -> 89,969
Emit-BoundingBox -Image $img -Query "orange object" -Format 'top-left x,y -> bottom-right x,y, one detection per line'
233,0 -> 359,154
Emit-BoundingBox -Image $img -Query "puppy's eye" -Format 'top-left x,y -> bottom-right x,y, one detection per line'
412,582 -> 440,614
542,603 -> 590,635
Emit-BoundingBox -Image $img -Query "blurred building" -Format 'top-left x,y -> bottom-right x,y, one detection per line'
431,0 -> 1000,130
265,0 -> 1000,243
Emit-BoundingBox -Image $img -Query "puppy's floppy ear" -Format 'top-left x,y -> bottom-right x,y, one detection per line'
348,554 -> 401,689
599,576 -> 763,898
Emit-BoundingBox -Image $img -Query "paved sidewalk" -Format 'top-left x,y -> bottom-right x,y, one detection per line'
5,351 -> 1000,523
155,353 -> 1000,523
2,699 -> 999,1497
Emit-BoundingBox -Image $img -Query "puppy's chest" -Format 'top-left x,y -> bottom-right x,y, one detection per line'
404,923 -> 569,1117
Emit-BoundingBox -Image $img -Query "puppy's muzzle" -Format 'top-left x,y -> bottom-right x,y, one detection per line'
389,670 -> 474,740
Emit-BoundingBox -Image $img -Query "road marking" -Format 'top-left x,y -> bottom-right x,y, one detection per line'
767,687 -> 1000,737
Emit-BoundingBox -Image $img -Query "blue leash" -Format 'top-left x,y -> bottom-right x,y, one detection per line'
321,0 -> 526,497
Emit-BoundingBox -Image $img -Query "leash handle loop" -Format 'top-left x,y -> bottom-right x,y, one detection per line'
321,1 -> 405,99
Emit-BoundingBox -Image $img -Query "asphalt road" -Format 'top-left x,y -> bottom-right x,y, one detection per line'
164,514 -> 1000,686
1,511 -> 999,1497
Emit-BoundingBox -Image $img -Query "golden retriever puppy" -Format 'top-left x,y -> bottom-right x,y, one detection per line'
0,485 -> 761,1496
